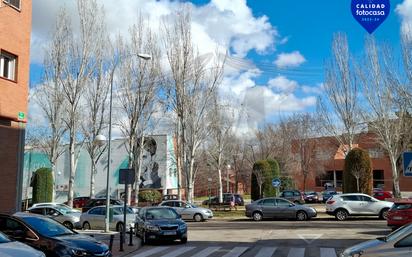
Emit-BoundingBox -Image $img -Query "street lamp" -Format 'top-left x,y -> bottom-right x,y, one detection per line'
226,164 -> 231,193
207,178 -> 212,208
96,53 -> 151,232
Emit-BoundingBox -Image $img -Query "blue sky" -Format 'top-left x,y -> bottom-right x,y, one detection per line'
29,0 -> 412,133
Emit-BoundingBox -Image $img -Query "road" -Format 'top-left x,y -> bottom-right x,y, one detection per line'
124,217 -> 391,257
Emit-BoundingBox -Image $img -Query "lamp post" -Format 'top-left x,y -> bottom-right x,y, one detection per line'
226,164 -> 231,193
96,53 -> 151,232
207,178 -> 212,208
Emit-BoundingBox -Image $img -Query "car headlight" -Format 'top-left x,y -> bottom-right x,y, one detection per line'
71,248 -> 88,256
145,224 -> 160,232
340,251 -> 363,257
179,223 -> 187,229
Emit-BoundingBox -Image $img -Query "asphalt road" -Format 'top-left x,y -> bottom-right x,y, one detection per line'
124,217 -> 391,257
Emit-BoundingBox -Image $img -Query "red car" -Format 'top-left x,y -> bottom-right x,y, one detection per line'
387,199 -> 412,229
65,196 -> 90,208
373,190 -> 393,201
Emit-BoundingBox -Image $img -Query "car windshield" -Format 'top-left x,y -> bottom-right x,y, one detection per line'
146,208 -> 178,220
112,207 -> 134,215
0,232 -> 11,243
384,224 -> 412,242
21,216 -> 75,237
391,203 -> 412,210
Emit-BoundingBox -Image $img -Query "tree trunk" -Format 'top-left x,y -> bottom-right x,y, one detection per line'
390,157 -> 401,198
303,172 -> 307,192
51,162 -> 56,201
218,169 -> 223,203
134,135 -> 145,206
67,131 -> 76,207
356,177 -> 360,193
89,161 -> 96,198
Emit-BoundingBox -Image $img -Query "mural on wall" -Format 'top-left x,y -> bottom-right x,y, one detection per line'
23,135 -> 178,202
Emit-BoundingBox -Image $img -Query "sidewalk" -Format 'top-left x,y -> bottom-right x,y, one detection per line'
76,230 -> 141,257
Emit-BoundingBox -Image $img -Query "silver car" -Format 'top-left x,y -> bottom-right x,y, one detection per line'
27,205 -> 81,229
0,231 -> 45,257
159,200 -> 213,222
245,197 -> 317,221
80,205 -> 136,231
30,202 -> 81,213
341,223 -> 412,257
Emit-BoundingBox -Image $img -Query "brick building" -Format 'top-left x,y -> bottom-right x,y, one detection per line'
291,133 -> 412,193
0,0 -> 32,213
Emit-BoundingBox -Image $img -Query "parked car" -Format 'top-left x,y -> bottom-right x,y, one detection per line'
27,205 -> 81,230
135,206 -> 187,244
0,231 -> 45,257
64,197 -> 90,209
31,202 -> 81,213
321,190 -> 338,203
341,223 -> 412,257
0,212 -> 111,257
245,197 -> 317,221
81,198 -> 123,213
373,190 -> 393,201
159,200 -> 213,222
387,199 -> 412,230
202,193 -> 244,206
279,190 -> 305,204
303,191 -> 320,203
162,194 -> 178,201
325,193 -> 394,221
80,205 -> 135,232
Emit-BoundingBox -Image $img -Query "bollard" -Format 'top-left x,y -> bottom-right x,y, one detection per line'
129,226 -> 133,246
109,235 -> 114,252
119,231 -> 124,252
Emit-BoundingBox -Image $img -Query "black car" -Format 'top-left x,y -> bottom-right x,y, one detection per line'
303,191 -> 320,203
81,198 -> 123,213
0,212 -> 111,257
135,207 -> 187,245
202,193 -> 244,206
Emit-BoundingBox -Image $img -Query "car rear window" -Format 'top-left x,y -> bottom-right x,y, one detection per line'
391,203 -> 412,210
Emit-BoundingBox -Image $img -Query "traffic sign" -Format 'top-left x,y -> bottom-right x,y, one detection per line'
403,152 -> 412,177
119,169 -> 135,184
272,178 -> 281,188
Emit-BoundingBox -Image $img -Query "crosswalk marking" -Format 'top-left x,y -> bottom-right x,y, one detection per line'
287,247 -> 305,257
222,246 -> 249,257
191,247 -> 222,257
161,247 -> 196,257
255,247 -> 277,257
132,246 -> 169,257
320,248 -> 337,257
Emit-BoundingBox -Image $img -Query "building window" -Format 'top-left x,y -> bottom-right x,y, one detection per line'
3,0 -> 20,10
0,51 -> 17,81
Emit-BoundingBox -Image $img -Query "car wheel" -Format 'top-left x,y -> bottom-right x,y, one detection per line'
181,237 -> 188,244
252,211 -> 263,221
379,208 -> 389,220
82,222 -> 91,230
335,209 -> 348,221
63,221 -> 73,230
193,214 -> 203,222
296,211 -> 308,221
116,222 -> 124,232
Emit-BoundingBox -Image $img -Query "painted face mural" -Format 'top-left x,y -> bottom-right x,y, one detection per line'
139,137 -> 161,189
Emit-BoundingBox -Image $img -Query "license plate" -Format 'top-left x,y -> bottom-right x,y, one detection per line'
392,216 -> 404,220
163,231 -> 176,235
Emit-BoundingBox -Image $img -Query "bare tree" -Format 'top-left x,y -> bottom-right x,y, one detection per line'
46,0 -> 106,206
359,36 -> 412,197
162,8 -> 225,202
317,32 -> 363,155
252,168 -> 264,199
207,94 -> 234,203
115,17 -> 161,205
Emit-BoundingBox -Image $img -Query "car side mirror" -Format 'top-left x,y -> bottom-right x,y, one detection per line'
289,203 -> 295,207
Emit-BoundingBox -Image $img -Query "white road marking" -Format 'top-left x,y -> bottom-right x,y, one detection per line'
222,247 -> 249,257
255,247 -> 277,257
132,247 -> 169,257
287,247 -> 305,257
161,247 -> 196,257
191,247 -> 222,257
320,248 -> 337,257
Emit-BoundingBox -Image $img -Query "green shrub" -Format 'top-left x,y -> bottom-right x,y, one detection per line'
265,159 -> 280,197
280,176 -> 295,192
251,160 -> 271,201
138,190 -> 162,203
343,148 -> 372,194
31,168 -> 53,204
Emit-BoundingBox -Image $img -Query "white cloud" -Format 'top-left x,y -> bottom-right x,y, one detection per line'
274,51 -> 306,68
268,76 -> 298,93
301,83 -> 324,95
396,0 -> 412,36
31,0 -> 278,63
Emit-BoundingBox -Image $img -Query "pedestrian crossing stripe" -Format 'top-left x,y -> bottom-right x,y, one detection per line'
131,246 -> 338,257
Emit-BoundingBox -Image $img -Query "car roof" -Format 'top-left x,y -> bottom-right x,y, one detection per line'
338,193 -> 369,196
393,199 -> 412,204
141,206 -> 173,211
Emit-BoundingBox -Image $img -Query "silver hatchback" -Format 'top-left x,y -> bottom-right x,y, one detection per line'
80,205 -> 136,231
27,205 -> 81,229
159,200 -> 213,222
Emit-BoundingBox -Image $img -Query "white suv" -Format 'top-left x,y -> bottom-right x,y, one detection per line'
325,193 -> 393,221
